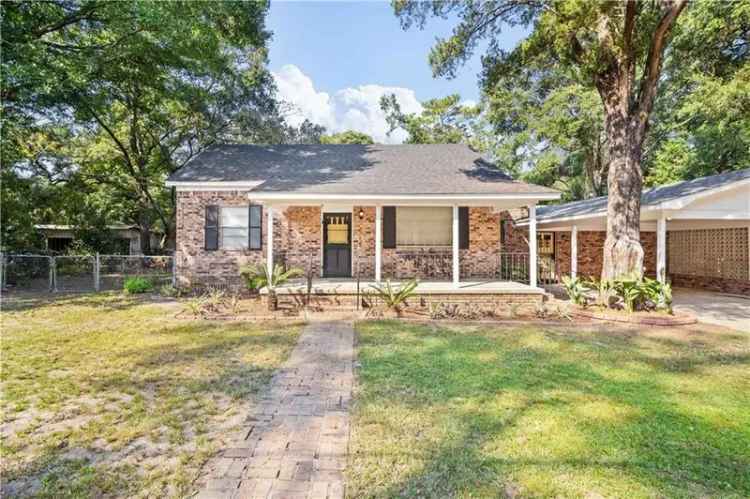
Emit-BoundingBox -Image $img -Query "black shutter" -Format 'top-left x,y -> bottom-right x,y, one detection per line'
249,205 -> 262,250
204,205 -> 219,250
382,206 -> 396,248
459,207 -> 469,249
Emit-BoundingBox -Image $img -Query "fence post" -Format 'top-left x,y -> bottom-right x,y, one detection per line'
50,256 -> 57,292
0,253 -> 5,291
171,254 -> 176,287
94,253 -> 100,292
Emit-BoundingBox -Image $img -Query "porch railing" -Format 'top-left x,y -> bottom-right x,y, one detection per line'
358,251 -> 558,285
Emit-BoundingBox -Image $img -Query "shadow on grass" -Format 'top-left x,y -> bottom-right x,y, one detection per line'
352,321 -> 750,497
1,291 -> 175,313
1,321 -> 299,498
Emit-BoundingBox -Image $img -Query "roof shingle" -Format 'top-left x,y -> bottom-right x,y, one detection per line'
167,144 -> 558,196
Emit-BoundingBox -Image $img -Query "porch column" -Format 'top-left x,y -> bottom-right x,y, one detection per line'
266,206 -> 274,271
657,214 -> 667,283
375,205 -> 382,282
528,204 -> 537,288
452,205 -> 459,286
571,225 -> 578,279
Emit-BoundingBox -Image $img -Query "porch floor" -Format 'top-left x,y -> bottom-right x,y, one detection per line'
266,278 -> 544,295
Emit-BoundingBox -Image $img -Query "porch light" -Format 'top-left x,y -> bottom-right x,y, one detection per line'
358,208 -> 364,220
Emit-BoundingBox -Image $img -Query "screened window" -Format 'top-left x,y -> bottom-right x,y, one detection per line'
221,207 -> 248,250
396,207 -> 452,246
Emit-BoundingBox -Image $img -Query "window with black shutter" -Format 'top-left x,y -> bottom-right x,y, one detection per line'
249,205 -> 262,250
204,205 -> 219,250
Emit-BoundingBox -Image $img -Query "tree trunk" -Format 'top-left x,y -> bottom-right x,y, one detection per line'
601,107 -> 644,281
139,221 -> 152,255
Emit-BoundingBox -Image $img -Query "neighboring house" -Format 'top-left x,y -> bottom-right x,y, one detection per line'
35,224 -> 162,255
516,168 -> 750,295
166,144 -> 560,305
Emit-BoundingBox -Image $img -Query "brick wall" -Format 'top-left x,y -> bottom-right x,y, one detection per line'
176,191 -> 265,286
177,200 -> 535,285
175,191 -> 323,286
670,274 -> 750,295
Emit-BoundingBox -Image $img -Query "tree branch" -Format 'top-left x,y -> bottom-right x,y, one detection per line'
635,0 -> 688,129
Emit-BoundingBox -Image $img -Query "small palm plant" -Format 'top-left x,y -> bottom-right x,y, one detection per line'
368,278 -> 418,317
240,263 -> 303,310
561,275 -> 588,307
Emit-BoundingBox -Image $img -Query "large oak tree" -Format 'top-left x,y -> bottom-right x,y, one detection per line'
394,0 -> 692,279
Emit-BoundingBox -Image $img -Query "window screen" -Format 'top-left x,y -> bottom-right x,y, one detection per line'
396,207 -> 452,246
221,207 -> 249,249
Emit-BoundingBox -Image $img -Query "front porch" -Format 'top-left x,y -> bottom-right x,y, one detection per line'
261,200 -> 546,289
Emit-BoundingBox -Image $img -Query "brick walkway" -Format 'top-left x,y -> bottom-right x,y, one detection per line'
197,322 -> 354,499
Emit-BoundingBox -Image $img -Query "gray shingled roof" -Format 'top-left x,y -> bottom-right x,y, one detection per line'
533,168 -> 750,222
167,144 -> 558,196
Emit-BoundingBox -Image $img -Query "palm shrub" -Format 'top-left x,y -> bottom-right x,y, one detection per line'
611,279 -> 646,313
369,278 -> 418,316
641,277 -> 673,313
240,263 -> 303,310
561,276 -> 588,307
588,278 -> 617,308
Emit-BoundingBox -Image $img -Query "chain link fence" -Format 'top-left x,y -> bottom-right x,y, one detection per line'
1,253 -> 174,294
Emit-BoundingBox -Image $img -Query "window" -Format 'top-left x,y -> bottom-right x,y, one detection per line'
538,232 -> 554,255
396,207 -> 452,246
221,207 -> 249,250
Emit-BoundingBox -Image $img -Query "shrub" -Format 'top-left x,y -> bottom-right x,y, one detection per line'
561,276 -> 588,306
369,278 -> 418,316
124,276 -> 153,294
240,263 -> 303,291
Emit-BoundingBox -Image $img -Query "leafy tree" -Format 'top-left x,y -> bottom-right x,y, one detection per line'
320,130 -> 375,144
2,0 -> 278,253
394,0 -> 692,280
380,93 -> 480,145
486,69 -> 607,200
643,0 -> 750,185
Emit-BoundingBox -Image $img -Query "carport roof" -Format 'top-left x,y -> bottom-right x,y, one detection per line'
522,168 -> 750,224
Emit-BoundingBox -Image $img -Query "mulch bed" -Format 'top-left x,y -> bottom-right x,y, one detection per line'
571,306 -> 697,326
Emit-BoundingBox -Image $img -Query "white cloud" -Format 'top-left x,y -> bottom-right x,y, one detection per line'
272,64 -> 422,144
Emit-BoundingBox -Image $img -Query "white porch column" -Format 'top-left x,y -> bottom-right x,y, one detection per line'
266,206 -> 274,271
528,204 -> 537,288
571,225 -> 578,279
452,205 -> 460,286
657,214 -> 667,283
375,205 -> 382,282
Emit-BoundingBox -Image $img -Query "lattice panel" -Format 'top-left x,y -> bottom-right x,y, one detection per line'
668,228 -> 749,280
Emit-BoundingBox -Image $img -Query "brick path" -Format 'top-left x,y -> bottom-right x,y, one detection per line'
197,322 -> 354,499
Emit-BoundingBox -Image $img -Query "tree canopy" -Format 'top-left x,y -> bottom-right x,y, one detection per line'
320,130 -> 375,144
1,0 -> 292,252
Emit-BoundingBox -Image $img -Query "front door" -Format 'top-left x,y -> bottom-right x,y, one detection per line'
323,213 -> 352,277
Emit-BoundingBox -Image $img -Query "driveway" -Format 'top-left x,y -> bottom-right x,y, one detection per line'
673,288 -> 750,332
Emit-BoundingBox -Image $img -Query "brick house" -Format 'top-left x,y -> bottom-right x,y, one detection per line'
166,144 -> 561,306
516,168 -> 750,295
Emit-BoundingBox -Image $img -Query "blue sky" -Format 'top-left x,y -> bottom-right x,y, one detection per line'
266,1 -> 528,142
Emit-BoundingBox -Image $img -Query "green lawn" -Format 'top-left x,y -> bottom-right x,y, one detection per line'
0,293 -> 301,498
349,321 -> 750,498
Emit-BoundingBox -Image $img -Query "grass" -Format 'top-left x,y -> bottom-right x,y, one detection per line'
349,321 -> 750,498
0,293 -> 301,498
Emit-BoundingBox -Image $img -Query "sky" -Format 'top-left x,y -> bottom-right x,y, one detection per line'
266,1 -> 528,143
